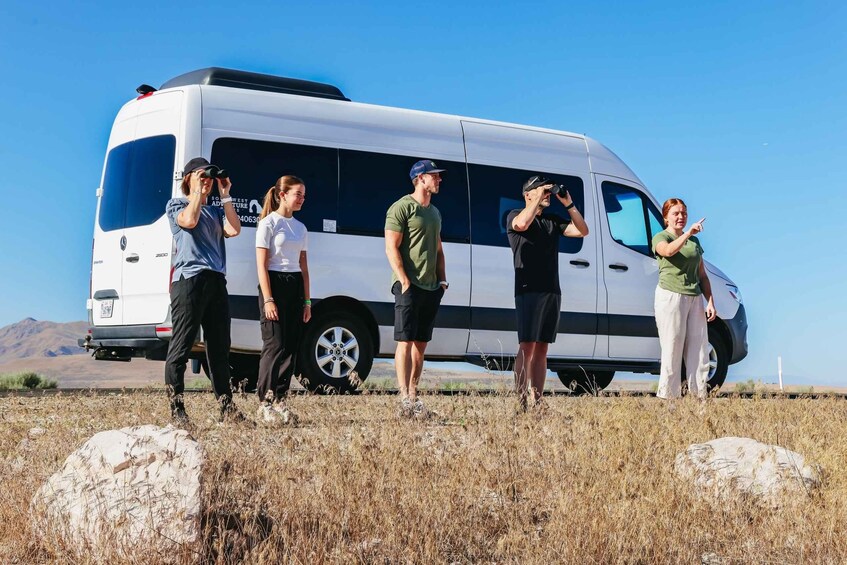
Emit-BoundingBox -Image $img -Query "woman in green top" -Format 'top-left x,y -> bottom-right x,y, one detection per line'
651,198 -> 716,400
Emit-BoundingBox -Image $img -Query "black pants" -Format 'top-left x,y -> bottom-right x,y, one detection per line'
257,271 -> 305,402
165,271 -> 232,399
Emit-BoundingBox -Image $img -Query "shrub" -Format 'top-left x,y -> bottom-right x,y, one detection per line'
0,372 -> 57,390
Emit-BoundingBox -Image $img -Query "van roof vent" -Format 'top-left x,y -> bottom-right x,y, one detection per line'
160,67 -> 350,101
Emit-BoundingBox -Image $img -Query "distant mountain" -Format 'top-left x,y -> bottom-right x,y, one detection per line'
0,318 -> 89,362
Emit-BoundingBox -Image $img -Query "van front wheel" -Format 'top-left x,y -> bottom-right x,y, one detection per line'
298,313 -> 374,394
556,369 -> 615,395
679,326 -> 729,393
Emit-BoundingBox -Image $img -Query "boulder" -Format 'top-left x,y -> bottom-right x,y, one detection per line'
32,425 -> 204,559
675,436 -> 820,506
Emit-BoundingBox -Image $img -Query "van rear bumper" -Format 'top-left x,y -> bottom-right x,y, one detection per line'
79,325 -> 169,361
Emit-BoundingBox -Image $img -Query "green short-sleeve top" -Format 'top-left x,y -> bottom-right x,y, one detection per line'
651,230 -> 704,296
385,194 -> 441,291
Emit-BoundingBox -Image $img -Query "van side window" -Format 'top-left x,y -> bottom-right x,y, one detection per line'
211,138 -> 338,231
467,163 -> 584,253
99,135 -> 176,232
601,181 -> 664,257
338,150 -> 470,243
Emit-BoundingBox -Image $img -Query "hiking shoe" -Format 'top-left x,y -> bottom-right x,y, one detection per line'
272,401 -> 299,425
219,397 -> 250,424
171,405 -> 190,427
412,398 -> 432,420
169,393 -> 190,427
397,397 -> 413,419
532,397 -> 551,416
257,403 -> 279,424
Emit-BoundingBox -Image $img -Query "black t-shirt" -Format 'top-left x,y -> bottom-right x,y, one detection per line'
506,210 -> 571,296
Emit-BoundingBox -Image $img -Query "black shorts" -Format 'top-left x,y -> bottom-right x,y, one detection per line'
515,292 -> 561,343
392,281 -> 444,342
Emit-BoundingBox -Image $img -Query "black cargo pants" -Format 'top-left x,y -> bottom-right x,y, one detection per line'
164,270 -> 233,399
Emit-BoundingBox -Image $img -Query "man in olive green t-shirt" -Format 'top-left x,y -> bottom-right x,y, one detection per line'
384,160 -> 449,420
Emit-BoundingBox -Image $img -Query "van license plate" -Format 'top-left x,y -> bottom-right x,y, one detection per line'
100,300 -> 114,319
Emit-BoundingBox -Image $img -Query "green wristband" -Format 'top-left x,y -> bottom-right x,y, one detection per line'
304,299 -> 312,306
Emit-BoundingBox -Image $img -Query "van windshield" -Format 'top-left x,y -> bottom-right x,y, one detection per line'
99,135 -> 176,231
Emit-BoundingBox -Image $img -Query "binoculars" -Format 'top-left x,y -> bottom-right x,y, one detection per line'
545,184 -> 563,195
199,165 -> 229,179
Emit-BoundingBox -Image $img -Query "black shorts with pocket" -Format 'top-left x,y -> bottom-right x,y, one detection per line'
515,292 -> 561,343
392,281 -> 444,342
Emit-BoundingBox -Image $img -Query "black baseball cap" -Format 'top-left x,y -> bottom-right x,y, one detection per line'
182,157 -> 212,177
522,175 -> 552,193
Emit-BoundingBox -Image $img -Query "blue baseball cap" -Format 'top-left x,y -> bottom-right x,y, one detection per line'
409,159 -> 446,180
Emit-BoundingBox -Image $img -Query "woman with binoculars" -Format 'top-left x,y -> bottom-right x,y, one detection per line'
164,157 -> 243,426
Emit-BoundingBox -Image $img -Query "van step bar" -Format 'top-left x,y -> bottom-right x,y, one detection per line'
464,355 -> 660,375
160,67 -> 350,101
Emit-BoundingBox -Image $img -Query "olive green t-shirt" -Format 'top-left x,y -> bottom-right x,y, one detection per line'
651,230 -> 703,296
385,195 -> 442,291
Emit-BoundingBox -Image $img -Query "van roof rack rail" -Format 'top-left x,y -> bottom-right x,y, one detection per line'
160,67 -> 349,101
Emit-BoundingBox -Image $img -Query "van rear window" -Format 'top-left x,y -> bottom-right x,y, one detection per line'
99,135 -> 176,232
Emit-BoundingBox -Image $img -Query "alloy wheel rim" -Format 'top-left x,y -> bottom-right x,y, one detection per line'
315,326 -> 359,379
707,343 -> 718,379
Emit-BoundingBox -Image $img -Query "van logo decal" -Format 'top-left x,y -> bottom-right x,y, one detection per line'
120,236 -> 127,251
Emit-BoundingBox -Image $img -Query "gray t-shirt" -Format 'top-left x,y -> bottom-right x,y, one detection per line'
166,198 -> 227,282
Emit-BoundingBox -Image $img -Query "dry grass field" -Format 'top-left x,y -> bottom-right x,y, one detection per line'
2,391 -> 846,564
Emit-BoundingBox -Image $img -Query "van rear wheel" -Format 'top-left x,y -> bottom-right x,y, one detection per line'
557,369 -> 615,395
229,353 -> 259,393
298,313 -> 373,394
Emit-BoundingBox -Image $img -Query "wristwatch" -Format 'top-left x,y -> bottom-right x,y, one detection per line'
439,281 -> 449,289
220,197 -> 233,204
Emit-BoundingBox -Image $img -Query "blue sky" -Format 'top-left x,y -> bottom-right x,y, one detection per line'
1,2 -> 844,385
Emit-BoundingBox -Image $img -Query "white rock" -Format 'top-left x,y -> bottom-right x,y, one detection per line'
675,436 -> 819,506
32,425 -> 205,559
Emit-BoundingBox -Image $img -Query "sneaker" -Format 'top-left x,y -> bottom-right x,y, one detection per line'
412,398 -> 432,420
271,401 -> 299,425
219,397 -> 249,424
257,403 -> 279,424
397,397 -> 413,419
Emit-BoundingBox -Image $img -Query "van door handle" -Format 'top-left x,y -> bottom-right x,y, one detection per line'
125,254 -> 140,263
608,263 -> 628,272
569,259 -> 590,268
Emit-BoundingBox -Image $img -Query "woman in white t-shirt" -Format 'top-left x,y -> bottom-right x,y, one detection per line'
255,175 -> 310,424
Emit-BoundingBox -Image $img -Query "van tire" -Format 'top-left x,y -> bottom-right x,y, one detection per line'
299,312 -> 373,394
229,353 -> 259,393
679,326 -> 730,393
706,326 -> 729,390
557,369 -> 615,395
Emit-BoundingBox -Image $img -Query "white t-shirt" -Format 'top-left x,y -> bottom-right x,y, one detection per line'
255,212 -> 308,272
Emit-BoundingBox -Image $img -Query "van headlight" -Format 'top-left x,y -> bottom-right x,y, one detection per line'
727,284 -> 742,304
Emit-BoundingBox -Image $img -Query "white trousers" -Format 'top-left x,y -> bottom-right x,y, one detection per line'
654,286 -> 709,399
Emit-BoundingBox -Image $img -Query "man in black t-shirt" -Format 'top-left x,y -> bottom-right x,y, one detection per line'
506,175 -> 590,410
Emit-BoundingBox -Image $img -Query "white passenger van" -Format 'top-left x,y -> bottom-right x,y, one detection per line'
81,68 -> 747,394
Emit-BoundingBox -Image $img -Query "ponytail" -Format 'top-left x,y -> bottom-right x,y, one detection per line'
259,175 -> 305,220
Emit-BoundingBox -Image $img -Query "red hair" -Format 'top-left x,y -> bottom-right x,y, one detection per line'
661,198 -> 687,226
